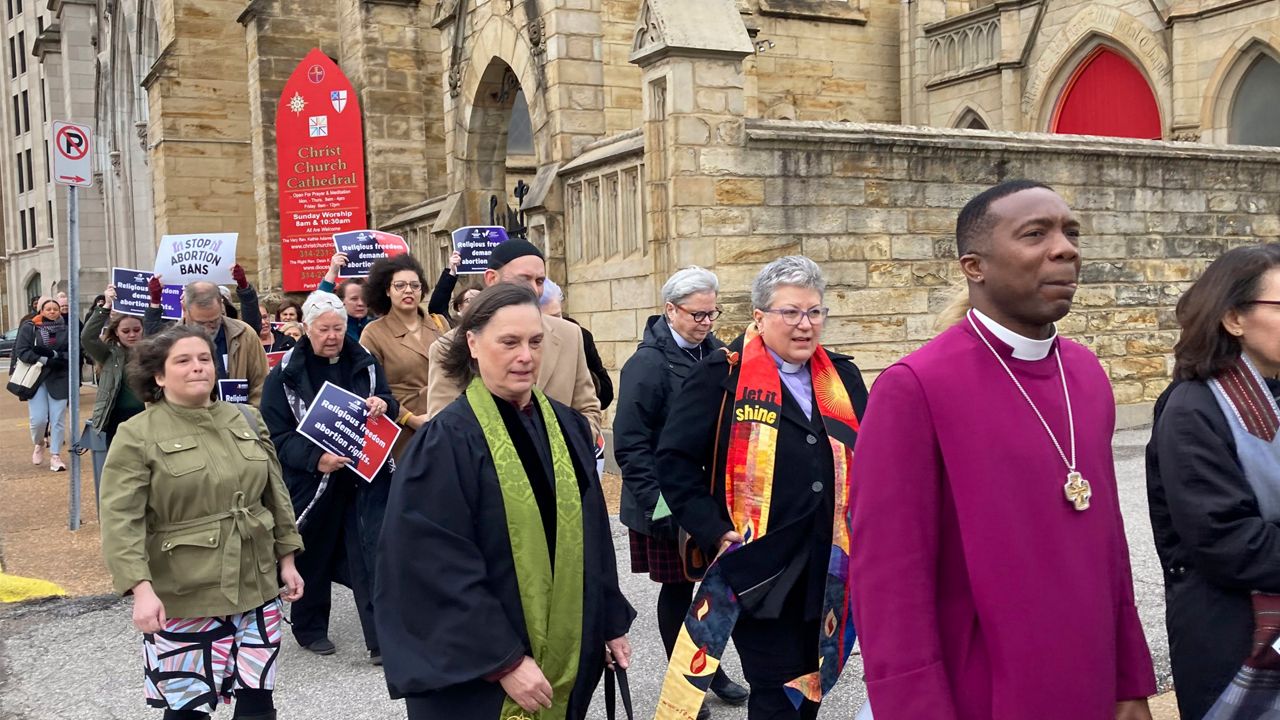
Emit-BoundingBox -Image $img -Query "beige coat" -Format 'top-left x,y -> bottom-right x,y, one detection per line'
426,314 -> 603,434
359,309 -> 445,453
224,317 -> 270,406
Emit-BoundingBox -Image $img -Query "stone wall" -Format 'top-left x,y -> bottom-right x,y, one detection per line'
576,120 -> 1280,416
240,0 -> 340,287
146,0 -> 258,275
908,0 -> 1280,138
744,0 -> 902,123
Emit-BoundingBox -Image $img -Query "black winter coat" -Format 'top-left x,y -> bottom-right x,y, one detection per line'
656,337 -> 868,620
260,337 -> 399,532
1147,377 -> 1280,720
14,318 -> 70,400
614,314 -> 723,533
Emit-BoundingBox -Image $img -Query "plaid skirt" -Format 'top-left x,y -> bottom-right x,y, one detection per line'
628,529 -> 688,584
142,599 -> 283,713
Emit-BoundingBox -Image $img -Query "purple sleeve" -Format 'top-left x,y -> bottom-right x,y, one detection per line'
849,365 -> 959,720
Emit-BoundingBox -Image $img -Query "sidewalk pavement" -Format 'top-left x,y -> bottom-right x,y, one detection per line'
0,384 -> 1180,718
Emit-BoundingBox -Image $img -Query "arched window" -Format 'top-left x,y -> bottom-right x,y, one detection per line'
955,108 -> 989,130
1229,52 -> 1280,146
1051,46 -> 1161,139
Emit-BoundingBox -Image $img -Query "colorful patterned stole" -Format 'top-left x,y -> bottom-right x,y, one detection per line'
467,380 -> 584,720
655,333 -> 860,718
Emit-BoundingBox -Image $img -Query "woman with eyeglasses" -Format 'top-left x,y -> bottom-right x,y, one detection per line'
359,254 -> 448,454
613,267 -> 747,717
1148,243 -> 1280,719
654,256 -> 868,720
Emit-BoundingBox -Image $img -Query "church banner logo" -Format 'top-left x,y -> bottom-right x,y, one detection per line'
276,48 -> 368,292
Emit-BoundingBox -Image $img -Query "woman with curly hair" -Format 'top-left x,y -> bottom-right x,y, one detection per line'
359,254 -> 449,453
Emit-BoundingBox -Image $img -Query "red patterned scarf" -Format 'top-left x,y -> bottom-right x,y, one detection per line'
656,332 -> 861,718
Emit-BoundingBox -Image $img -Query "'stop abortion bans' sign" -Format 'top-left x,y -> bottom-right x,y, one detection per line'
276,48 -> 368,292
153,233 -> 238,286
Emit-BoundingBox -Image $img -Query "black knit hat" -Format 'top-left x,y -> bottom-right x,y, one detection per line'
487,239 -> 544,269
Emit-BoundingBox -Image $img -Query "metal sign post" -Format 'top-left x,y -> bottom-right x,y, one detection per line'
67,185 -> 81,530
52,120 -> 92,531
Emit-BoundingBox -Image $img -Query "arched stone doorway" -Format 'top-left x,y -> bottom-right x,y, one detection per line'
1051,46 -> 1162,139
464,57 -> 538,236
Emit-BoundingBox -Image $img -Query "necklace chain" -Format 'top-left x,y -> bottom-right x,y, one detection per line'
681,345 -> 703,363
967,312 -> 1076,472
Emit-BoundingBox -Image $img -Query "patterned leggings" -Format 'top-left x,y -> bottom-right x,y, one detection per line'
142,599 -> 282,714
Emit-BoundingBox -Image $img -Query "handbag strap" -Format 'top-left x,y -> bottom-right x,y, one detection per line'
605,667 -> 634,720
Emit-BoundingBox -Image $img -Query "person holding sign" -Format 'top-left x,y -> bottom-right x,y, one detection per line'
376,283 -> 635,720
318,253 -> 373,346
425,240 -> 602,436
98,324 -> 305,720
145,281 -> 269,406
81,285 -> 146,492
260,291 -> 397,664
358,254 -> 447,454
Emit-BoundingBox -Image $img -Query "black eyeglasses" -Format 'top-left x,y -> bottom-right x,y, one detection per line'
1247,300 -> 1280,307
676,305 -> 722,323
762,307 -> 830,326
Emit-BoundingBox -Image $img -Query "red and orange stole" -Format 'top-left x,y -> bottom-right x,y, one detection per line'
656,333 -> 860,718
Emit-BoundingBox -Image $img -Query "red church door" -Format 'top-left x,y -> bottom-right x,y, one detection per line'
1051,47 -> 1162,139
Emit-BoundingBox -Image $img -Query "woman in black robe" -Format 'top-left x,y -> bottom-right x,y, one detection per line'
375,282 -> 635,720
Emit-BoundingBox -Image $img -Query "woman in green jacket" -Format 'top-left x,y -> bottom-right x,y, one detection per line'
82,285 -> 146,496
99,324 -> 305,720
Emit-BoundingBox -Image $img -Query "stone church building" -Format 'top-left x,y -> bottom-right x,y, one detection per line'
62,0 -> 1280,412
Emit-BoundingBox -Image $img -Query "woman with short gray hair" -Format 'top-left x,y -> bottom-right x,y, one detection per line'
614,266 -> 748,715
654,256 -> 869,720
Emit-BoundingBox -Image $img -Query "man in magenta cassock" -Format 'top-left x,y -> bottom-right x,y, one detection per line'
849,180 -> 1157,720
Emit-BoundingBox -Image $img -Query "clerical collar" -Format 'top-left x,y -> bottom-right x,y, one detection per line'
766,348 -> 806,375
667,322 -> 699,350
328,356 -> 340,365
971,308 -> 1056,361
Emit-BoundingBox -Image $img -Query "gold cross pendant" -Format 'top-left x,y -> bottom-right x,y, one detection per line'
1064,471 -> 1092,511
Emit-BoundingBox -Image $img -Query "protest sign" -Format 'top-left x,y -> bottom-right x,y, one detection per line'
451,226 -> 510,274
111,267 -> 182,321
266,351 -> 288,369
218,379 -> 250,404
153,233 -> 239,285
333,230 -> 409,278
295,381 -> 400,483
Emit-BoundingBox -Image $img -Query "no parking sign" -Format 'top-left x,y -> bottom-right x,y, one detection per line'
52,121 -> 92,188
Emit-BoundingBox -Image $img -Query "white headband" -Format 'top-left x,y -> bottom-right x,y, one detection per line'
302,290 -> 347,325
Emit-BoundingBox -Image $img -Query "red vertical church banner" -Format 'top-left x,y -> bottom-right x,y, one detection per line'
276,48 -> 368,291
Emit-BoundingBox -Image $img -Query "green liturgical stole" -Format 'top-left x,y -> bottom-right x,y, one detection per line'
467,379 -> 584,720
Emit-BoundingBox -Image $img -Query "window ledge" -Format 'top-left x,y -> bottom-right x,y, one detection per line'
758,0 -> 868,26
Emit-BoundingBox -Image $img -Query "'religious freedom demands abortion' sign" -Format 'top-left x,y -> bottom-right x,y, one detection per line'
333,230 -> 409,278
295,381 -> 400,483
112,268 -> 182,321
218,379 -> 250,404
276,48 -> 368,292
452,226 -> 510,274
153,233 -> 239,286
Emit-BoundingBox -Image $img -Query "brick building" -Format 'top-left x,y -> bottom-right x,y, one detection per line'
27,0 -> 1280,413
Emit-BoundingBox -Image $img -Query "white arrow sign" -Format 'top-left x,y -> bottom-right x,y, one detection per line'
52,120 -> 92,188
